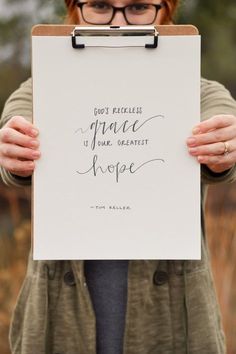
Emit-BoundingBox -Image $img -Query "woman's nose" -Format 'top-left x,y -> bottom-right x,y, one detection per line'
110,10 -> 128,26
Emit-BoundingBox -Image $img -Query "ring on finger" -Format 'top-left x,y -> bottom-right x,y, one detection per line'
223,141 -> 230,155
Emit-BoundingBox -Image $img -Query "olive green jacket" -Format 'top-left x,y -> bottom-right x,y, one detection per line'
1,78 -> 236,354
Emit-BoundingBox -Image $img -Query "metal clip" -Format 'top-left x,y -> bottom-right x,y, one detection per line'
71,25 -> 159,49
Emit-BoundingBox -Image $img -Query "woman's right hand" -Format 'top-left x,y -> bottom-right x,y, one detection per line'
0,116 -> 40,177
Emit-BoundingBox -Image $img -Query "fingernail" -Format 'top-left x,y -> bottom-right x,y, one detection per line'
197,156 -> 204,163
30,140 -> 39,148
32,150 -> 40,158
189,147 -> 197,155
28,162 -> 35,169
187,137 -> 197,146
31,129 -> 39,137
192,127 -> 201,135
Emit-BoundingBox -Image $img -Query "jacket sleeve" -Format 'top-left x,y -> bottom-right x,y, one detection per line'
0,78 -> 33,187
200,78 -> 236,185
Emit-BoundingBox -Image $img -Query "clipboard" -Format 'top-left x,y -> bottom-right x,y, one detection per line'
32,25 -> 201,260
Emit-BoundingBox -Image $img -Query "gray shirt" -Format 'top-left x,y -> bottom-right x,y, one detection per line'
84,260 -> 129,354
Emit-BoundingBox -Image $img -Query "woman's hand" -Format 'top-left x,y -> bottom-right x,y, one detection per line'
187,114 -> 236,173
0,116 -> 40,177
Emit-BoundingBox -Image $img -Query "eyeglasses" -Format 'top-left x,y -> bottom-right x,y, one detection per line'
75,1 -> 166,25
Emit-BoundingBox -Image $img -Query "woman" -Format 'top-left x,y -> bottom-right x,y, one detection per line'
0,1 -> 236,353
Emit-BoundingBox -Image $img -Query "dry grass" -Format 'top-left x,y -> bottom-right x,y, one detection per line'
0,182 -> 236,353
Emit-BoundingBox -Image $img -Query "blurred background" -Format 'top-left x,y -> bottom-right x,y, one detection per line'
0,0 -> 236,353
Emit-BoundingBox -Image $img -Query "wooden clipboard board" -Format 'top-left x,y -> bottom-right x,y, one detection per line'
32,25 -> 200,260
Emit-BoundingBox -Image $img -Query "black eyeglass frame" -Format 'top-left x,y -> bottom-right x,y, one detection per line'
75,0 -> 166,25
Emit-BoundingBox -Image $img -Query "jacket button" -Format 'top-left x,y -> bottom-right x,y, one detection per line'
153,270 -> 168,286
64,271 -> 76,286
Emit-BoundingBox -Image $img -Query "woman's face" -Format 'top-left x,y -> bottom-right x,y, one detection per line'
75,0 -> 167,26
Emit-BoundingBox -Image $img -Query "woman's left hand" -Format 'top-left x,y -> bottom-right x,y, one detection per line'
187,114 -> 236,173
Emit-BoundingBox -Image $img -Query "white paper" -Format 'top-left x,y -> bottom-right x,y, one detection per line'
32,33 -> 201,260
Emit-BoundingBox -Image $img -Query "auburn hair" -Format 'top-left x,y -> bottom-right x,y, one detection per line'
64,0 -> 179,24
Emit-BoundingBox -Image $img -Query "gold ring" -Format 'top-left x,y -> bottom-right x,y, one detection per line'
223,141 -> 230,155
